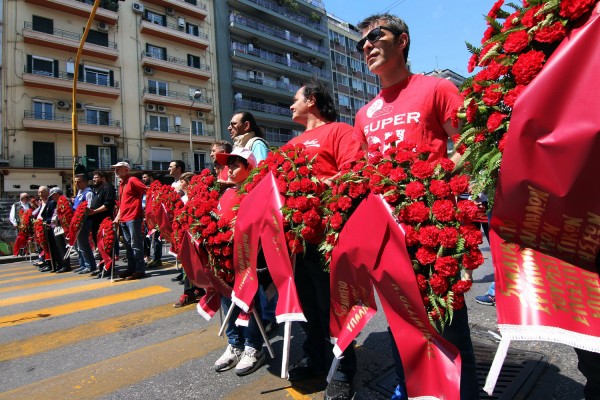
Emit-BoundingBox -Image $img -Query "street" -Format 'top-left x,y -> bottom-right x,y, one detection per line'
0,244 -> 588,400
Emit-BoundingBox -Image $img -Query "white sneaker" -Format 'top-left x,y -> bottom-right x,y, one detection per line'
235,346 -> 265,376
214,344 -> 243,372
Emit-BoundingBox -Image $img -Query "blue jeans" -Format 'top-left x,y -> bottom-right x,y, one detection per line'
77,218 -> 97,271
487,282 -> 496,296
222,296 -> 263,351
120,218 -> 145,274
390,306 -> 480,399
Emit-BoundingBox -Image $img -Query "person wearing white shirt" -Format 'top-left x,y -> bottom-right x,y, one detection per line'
9,192 -> 31,228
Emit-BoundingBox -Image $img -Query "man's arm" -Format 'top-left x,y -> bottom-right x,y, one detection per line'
9,204 -> 18,227
443,119 -> 462,166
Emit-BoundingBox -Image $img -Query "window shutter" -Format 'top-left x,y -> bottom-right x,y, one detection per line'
27,55 -> 32,73
109,70 -> 114,87
53,60 -> 59,77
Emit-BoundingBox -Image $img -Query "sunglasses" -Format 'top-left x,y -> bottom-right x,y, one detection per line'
356,26 -> 403,54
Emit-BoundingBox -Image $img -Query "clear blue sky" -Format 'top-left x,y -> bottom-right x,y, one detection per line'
325,0 -> 494,77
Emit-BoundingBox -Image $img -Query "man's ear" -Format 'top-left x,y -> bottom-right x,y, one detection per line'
395,32 -> 409,52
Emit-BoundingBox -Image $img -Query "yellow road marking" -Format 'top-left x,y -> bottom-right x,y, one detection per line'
0,303 -> 190,362
0,286 -> 170,328
0,273 -> 64,285
0,280 -> 134,307
0,276 -> 84,294
222,373 -> 323,400
0,270 -> 41,278
0,265 -> 35,273
0,324 -> 224,400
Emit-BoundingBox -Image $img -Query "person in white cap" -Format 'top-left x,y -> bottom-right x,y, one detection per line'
112,161 -> 147,280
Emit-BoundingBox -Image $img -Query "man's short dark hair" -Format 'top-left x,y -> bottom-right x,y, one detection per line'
357,13 -> 410,63
170,160 -> 186,173
213,140 -> 233,154
74,174 -> 87,181
93,170 -> 108,179
302,81 -> 337,122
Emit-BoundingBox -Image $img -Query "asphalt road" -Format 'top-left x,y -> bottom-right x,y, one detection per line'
0,244 -> 588,400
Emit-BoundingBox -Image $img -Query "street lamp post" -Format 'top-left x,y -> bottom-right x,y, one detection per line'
189,90 -> 202,173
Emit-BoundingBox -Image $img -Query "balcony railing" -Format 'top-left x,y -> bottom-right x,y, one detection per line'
231,42 -> 329,78
232,71 -> 301,94
24,22 -> 118,49
230,13 -> 327,54
142,51 -> 210,71
234,98 -> 292,117
265,131 -> 296,145
144,19 -> 209,40
24,155 -> 72,168
24,111 -> 120,127
182,0 -> 208,11
144,124 -> 215,136
76,0 -> 120,11
143,87 -> 212,104
24,66 -> 120,88
242,0 -> 326,32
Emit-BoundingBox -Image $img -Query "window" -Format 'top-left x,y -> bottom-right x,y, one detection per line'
33,100 -> 53,120
148,115 -> 169,132
29,55 -> 56,77
33,142 -> 55,168
194,152 -> 207,172
350,58 -> 362,72
148,80 -> 168,96
338,94 -> 350,107
146,44 -> 166,60
150,147 -> 172,170
191,120 -> 204,135
351,78 -> 362,91
184,0 -> 197,5
354,99 -> 366,109
145,10 -> 166,26
85,29 -> 109,47
334,52 -> 347,66
86,108 -> 110,126
186,23 -> 199,36
187,54 -> 201,69
337,74 -> 349,86
83,66 -> 109,86
367,84 -> 378,96
86,145 -> 116,170
32,15 -> 53,34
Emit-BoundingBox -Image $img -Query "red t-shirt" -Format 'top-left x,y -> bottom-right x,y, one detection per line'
217,166 -> 229,181
217,187 -> 240,226
118,176 -> 146,222
354,74 -> 463,160
288,122 -> 361,179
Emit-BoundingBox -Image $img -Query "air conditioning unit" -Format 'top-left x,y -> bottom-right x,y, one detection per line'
102,135 -> 115,145
143,67 -> 154,75
145,103 -> 157,112
177,17 -> 185,29
157,105 -> 167,113
131,3 -> 144,14
132,3 -> 144,14
57,100 -> 71,110
166,7 -> 175,16
352,68 -> 359,73
76,102 -> 85,110
196,111 -> 205,118
353,88 -> 359,92
97,22 -> 108,32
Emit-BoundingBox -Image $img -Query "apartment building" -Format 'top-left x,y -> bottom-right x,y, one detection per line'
1,0 -> 220,196
327,13 -> 380,126
213,0 -> 330,146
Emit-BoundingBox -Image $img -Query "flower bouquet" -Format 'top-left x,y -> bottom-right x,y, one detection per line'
97,217 -> 116,271
240,144 -> 327,254
68,201 -> 88,246
13,209 -> 34,256
456,0 -> 598,205
33,219 -> 49,260
151,183 -> 184,253
145,180 -> 162,230
56,195 -> 73,239
321,139 -> 484,326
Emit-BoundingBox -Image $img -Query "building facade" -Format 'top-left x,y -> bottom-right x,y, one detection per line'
1,0 -> 220,196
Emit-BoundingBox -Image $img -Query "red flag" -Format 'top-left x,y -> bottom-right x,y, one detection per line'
492,5 -> 600,271
233,172 -> 305,322
155,204 -> 174,247
331,194 -> 461,400
178,231 -> 211,288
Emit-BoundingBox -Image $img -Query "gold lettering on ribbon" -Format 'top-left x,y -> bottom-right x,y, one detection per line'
270,211 -> 283,255
238,233 -> 253,289
335,280 -> 351,317
346,305 -> 369,333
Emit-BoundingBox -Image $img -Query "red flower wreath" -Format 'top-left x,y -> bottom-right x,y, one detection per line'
98,217 -> 115,271
33,219 -> 49,259
68,201 -> 88,246
56,195 -> 73,238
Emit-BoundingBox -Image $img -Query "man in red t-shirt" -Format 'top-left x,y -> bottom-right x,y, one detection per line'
113,161 -> 147,280
287,81 -> 360,399
353,13 -> 478,400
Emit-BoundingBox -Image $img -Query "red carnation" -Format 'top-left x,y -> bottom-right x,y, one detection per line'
502,11 -> 521,32
466,100 -> 478,123
486,111 -> 507,132
405,181 -> 425,199
467,53 -> 479,73
302,209 -> 322,229
418,225 -> 440,247
462,248 -> 484,270
460,225 -> 484,247
521,5 -> 544,28
292,211 -> 303,224
484,59 -> 509,81
456,201 -> 482,223
429,274 -> 449,295
417,274 -> 428,293
389,167 -> 407,181
434,256 -> 459,278
534,22 -> 567,44
482,84 -> 503,106
452,279 -> 473,294
337,196 -> 353,211
377,162 -> 393,176
416,246 -> 437,265
438,158 -> 455,172
481,26 -> 496,45
404,202 -> 430,223
411,161 -> 435,179
559,0 -> 595,20
498,135 -> 507,153
503,85 -> 526,108
451,294 -> 466,311
330,212 -> 343,230
429,180 -> 451,198
512,50 -> 545,85
294,196 -> 310,211
487,0 -> 504,20
404,225 -> 419,246
503,30 -> 530,53
432,200 -> 455,222
449,175 -> 470,196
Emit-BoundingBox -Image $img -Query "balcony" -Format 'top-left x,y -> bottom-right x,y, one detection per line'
140,19 -> 209,49
23,111 -> 121,137
265,131 -> 296,147
143,124 -> 215,143
23,155 -> 73,169
23,67 -> 120,99
232,71 -> 300,99
231,42 -> 329,80
234,98 -> 300,127
142,87 -> 213,112
141,51 -> 211,80
229,0 -> 326,37
23,22 -> 119,61
229,13 -> 328,58
142,0 -> 209,20
25,0 -> 119,25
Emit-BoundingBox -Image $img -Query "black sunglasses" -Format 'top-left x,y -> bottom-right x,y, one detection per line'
356,26 -> 403,54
